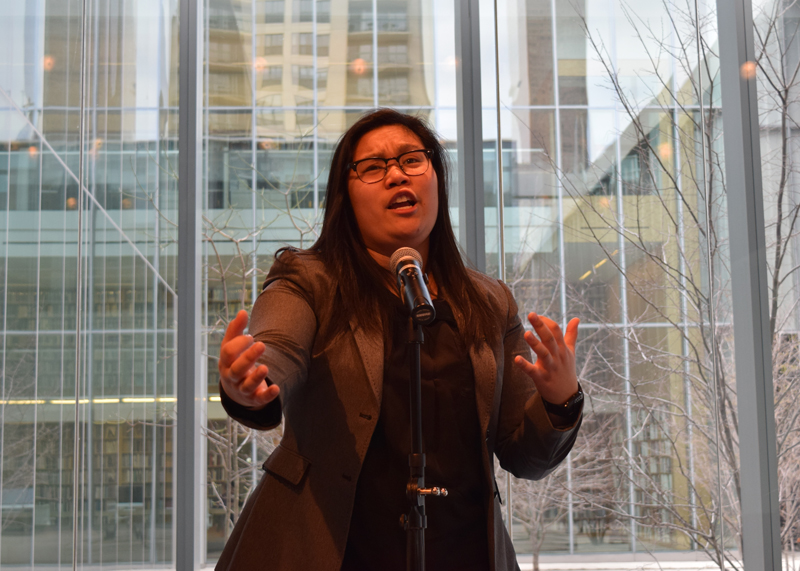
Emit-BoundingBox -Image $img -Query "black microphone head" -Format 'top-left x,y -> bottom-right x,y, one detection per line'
390,247 -> 422,275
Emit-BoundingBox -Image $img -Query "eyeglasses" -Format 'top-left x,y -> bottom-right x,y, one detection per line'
348,149 -> 433,184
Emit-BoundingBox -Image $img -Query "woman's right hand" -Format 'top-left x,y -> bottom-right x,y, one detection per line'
218,309 -> 280,410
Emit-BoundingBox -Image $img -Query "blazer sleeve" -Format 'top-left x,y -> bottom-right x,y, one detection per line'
493,280 -> 582,480
220,251 -> 319,431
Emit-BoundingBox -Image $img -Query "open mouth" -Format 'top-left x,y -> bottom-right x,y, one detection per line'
388,199 -> 417,210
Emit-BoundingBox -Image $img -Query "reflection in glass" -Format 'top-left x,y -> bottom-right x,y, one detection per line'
0,0 -> 178,565
485,0 -> 732,559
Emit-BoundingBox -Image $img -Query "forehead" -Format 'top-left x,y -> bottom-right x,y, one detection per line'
353,124 -> 424,160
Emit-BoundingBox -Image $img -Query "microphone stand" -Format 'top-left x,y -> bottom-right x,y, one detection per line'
400,316 -> 447,571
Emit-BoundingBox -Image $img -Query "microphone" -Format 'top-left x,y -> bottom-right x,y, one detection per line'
390,247 -> 436,326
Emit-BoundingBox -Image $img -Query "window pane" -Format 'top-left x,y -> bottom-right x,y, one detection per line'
0,0 -> 178,565
488,0 -> 735,561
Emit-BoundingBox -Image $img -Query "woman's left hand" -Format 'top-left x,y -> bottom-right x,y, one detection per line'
514,313 -> 580,405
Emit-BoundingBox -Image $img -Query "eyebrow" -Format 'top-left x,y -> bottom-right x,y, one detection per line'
354,143 -> 421,161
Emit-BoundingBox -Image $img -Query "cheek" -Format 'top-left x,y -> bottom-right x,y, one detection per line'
347,185 -> 369,219
347,186 -> 380,238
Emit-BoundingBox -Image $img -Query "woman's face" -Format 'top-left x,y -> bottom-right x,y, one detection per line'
347,124 -> 439,263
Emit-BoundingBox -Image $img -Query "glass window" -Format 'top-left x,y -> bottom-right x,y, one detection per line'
260,65 -> 284,86
259,0 -> 286,24
292,32 -> 314,55
260,33 -> 284,56
292,65 -> 315,89
317,0 -> 331,23
317,34 -> 330,57
292,0 -> 313,22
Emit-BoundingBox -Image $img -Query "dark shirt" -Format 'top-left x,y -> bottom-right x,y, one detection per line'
341,299 -> 490,571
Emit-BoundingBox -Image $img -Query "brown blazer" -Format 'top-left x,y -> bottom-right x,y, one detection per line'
215,250 -> 581,571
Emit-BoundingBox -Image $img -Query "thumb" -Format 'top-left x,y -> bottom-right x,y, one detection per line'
222,310 -> 249,345
564,317 -> 580,352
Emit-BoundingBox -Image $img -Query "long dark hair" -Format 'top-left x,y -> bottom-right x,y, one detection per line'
291,108 -> 497,347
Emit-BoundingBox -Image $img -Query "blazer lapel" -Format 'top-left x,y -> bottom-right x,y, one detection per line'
451,303 -> 498,436
348,306 -> 497,434
349,318 -> 384,406
470,342 -> 497,436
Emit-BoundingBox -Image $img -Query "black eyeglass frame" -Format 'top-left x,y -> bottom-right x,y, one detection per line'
347,149 -> 434,184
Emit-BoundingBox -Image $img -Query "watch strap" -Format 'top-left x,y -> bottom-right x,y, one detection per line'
542,383 -> 584,418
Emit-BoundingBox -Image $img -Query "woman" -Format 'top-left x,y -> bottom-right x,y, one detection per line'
216,109 -> 582,571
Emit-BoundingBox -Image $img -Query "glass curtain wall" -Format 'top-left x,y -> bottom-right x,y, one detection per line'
753,0 -> 800,561
2,0 -> 792,567
480,0 -> 756,562
201,0 -> 458,560
0,0 -> 179,567
198,0 -> 749,565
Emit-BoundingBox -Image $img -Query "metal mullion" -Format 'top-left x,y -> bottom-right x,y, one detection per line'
251,0 -> 258,305
548,0 -> 574,554
119,2 -> 132,560
82,216 -> 93,565
84,0 -> 99,552
250,0 -> 259,488
492,0 -> 504,282
312,0 -> 319,214
617,131 -> 636,554
148,148 -> 159,565
56,55 -> 73,562
126,230 -> 138,561
73,0 -> 91,564
372,0 -> 378,107
668,15 -> 697,545
91,0 -> 106,560
489,0 -> 512,532
5,328 -> 175,335
30,122 -> 44,568
115,138 -> 124,566
127,82 -> 140,571
612,84 -> 638,557
0,113 -> 11,567
177,0 -> 204,565
148,0 -> 168,559
603,0 -> 636,552
454,0 -> 486,271
715,0 -> 781,569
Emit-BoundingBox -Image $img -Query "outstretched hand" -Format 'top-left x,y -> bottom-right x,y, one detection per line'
514,313 -> 580,406
218,310 -> 279,410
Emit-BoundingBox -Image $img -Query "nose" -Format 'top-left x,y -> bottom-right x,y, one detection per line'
384,160 -> 409,186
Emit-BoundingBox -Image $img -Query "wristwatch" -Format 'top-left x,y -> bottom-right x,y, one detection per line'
542,383 -> 584,418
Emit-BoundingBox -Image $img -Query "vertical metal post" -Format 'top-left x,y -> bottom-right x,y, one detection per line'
548,0 -> 576,552
372,0 -> 379,108
454,0 -> 486,271
177,0 -> 203,566
716,0 -> 781,569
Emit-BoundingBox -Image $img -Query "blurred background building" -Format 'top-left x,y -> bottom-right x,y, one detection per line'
1,0 -> 797,568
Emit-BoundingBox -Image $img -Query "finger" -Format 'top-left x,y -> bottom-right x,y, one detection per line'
222,310 -> 250,345
219,334 -> 255,370
529,313 -> 559,355
564,318 -> 580,352
524,330 -> 553,364
238,364 -> 270,396
228,342 -> 266,380
514,355 -> 544,385
539,315 -> 566,350
251,382 -> 280,407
